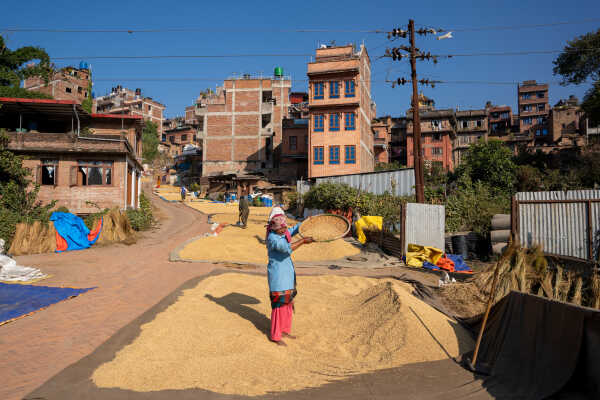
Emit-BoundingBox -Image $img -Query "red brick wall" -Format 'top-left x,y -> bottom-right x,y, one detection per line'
22,155 -> 127,214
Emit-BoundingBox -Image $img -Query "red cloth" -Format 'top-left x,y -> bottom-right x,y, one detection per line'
87,219 -> 102,242
55,231 -> 68,252
436,254 -> 455,272
270,302 -> 293,341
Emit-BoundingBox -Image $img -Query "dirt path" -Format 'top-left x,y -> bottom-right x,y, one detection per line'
0,192 -> 215,400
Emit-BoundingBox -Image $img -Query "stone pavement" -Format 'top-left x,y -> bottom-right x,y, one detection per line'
0,194 -> 215,400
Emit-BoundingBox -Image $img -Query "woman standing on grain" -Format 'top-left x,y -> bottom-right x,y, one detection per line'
266,208 -> 313,346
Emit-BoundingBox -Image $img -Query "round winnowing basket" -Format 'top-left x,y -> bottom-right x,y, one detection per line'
298,214 -> 351,242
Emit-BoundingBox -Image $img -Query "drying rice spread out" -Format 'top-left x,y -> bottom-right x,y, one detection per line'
92,273 -> 474,395
178,203 -> 360,264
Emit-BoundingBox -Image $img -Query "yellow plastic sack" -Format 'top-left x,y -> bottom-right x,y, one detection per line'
355,216 -> 383,244
405,243 -> 443,268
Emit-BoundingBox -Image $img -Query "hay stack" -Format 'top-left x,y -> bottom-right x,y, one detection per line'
8,221 -> 56,256
467,243 -> 600,310
96,208 -> 136,245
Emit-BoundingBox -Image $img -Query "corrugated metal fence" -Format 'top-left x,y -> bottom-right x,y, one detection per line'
314,169 -> 415,197
404,203 -> 445,253
513,190 -> 600,262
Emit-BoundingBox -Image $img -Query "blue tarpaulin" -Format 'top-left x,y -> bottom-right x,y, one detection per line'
0,283 -> 94,325
50,212 -> 102,252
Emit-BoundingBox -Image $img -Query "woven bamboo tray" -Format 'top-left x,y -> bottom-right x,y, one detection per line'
298,214 -> 351,242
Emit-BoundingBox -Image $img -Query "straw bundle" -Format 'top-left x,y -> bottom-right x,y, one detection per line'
453,242 -> 600,312
8,221 -> 56,256
95,208 -> 136,245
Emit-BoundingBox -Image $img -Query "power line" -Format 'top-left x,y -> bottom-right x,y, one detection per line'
54,53 -> 313,60
417,18 -> 600,32
2,27 -> 384,34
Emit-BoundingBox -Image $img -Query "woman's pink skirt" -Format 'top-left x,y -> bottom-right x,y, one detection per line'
270,302 -> 293,341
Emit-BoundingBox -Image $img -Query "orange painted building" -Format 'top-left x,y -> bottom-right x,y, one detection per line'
307,45 -> 375,178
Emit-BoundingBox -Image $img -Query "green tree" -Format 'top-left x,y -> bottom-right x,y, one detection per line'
456,139 -> 516,192
81,73 -> 93,113
0,34 -> 53,97
553,29 -> 600,124
142,120 -> 160,163
0,129 -> 55,247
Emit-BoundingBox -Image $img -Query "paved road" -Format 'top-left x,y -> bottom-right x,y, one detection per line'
0,193 -> 215,400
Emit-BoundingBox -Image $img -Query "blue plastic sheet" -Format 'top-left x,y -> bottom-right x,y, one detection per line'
50,212 -> 101,252
447,254 -> 471,273
0,283 -> 94,324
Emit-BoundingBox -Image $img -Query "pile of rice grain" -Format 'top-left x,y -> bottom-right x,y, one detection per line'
92,274 -> 474,395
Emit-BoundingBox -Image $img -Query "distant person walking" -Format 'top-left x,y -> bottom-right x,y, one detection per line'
238,189 -> 250,228
265,208 -> 313,346
180,186 -> 187,202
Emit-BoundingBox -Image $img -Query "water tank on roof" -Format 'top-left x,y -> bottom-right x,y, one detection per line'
79,61 -> 89,70
274,67 -> 283,77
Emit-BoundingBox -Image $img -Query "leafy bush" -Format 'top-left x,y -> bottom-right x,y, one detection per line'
445,176 -> 510,235
125,193 -> 154,231
285,191 -> 299,210
303,182 -> 410,226
55,206 -> 70,213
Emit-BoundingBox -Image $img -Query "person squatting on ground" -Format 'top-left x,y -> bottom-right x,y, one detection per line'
238,189 -> 250,228
265,207 -> 313,346
180,186 -> 187,202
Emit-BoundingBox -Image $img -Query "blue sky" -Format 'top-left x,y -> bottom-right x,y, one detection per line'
2,0 -> 599,118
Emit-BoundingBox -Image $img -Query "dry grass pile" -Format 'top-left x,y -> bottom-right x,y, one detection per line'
178,212 -> 359,264
94,209 -> 137,246
441,243 -> 600,318
8,221 -> 56,255
7,209 -> 136,255
91,273 -> 473,395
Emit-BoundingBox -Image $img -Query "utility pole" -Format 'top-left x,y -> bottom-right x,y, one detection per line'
386,21 -> 443,203
408,19 -> 425,203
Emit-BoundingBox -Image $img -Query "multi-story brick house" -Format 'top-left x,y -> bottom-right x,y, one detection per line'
163,118 -> 199,157
307,44 -> 375,178
280,117 -> 309,180
94,86 -> 165,135
549,96 -> 585,148
193,74 -> 291,176
487,105 -> 513,137
390,117 -> 408,165
372,116 -> 392,164
518,80 -> 549,137
453,109 -> 487,166
23,65 -> 91,103
406,109 -> 456,171
1,97 -> 143,214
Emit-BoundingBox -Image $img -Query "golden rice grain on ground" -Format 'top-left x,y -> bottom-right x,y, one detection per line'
92,273 -> 474,395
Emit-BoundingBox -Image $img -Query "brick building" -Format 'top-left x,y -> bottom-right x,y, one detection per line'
94,86 -> 165,135
280,117 -> 309,180
23,65 -> 91,103
163,118 -> 200,157
518,80 -> 549,137
372,116 -> 392,164
390,117 -> 408,165
1,97 -> 143,214
487,105 -> 513,137
454,109 -> 487,166
549,96 -> 585,147
193,74 -> 291,176
307,44 -> 375,178
406,109 -> 456,171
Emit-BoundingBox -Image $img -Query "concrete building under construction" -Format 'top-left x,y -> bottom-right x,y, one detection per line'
193,72 -> 291,176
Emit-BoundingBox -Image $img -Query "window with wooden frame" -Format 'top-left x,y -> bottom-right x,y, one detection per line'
344,80 -> 356,97
313,82 -> 324,99
38,159 -> 58,186
289,136 -> 297,151
73,160 -> 113,186
329,113 -> 340,131
329,81 -> 340,98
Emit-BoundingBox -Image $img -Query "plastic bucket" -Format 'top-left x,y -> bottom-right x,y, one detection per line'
451,235 -> 469,260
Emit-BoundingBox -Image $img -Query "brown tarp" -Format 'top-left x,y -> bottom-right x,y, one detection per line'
461,291 -> 600,399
